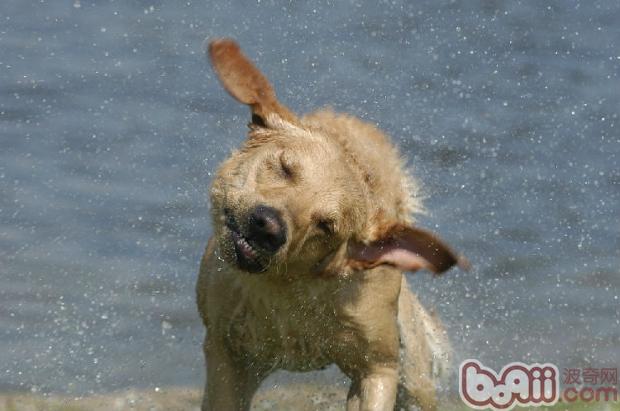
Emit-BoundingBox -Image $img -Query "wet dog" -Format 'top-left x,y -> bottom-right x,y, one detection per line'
196,38 -> 467,411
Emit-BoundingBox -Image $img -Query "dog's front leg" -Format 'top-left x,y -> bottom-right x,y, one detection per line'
202,335 -> 261,411
346,366 -> 399,411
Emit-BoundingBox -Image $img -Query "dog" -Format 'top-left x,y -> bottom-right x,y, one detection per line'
196,38 -> 467,411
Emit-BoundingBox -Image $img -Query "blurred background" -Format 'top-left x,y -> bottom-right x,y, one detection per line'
0,0 -> 618,398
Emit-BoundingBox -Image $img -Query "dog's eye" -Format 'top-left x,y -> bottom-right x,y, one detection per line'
316,218 -> 335,235
279,152 -> 295,179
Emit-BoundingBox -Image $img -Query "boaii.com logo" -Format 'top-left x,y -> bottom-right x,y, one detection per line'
459,359 -> 559,410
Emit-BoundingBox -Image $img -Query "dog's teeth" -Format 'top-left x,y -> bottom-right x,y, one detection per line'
237,235 -> 257,258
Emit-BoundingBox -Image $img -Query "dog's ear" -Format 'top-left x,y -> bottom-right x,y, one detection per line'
347,224 -> 469,274
207,38 -> 297,127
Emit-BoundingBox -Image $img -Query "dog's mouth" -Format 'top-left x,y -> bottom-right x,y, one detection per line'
224,212 -> 267,273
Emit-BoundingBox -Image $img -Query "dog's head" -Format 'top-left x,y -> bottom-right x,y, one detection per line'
207,39 -> 467,277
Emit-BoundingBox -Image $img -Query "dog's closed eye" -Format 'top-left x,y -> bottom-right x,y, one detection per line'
279,151 -> 296,180
315,218 -> 335,235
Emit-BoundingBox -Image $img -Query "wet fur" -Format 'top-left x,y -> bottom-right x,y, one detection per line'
196,39 -> 462,411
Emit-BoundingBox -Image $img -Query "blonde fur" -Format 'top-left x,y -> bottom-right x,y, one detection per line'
196,39 -> 465,411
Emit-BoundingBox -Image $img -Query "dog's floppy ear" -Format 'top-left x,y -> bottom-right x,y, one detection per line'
347,224 -> 469,274
207,38 -> 297,126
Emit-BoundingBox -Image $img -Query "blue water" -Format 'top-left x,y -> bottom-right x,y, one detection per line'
0,0 -> 618,395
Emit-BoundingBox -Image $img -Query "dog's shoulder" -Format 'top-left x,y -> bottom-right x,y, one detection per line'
196,237 -> 218,325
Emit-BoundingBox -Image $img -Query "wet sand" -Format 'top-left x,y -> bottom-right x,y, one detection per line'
0,385 -> 617,411
0,385 -> 344,411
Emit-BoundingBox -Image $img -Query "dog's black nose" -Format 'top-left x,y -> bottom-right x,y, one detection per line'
247,205 -> 286,252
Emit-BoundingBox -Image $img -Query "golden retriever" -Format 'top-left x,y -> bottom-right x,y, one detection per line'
196,38 -> 467,411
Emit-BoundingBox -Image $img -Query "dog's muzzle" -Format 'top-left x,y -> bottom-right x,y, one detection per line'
224,205 -> 286,273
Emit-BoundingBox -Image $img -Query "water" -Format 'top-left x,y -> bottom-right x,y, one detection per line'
0,0 -> 618,395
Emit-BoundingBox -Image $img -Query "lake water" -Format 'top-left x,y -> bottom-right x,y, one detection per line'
1,0 -> 618,395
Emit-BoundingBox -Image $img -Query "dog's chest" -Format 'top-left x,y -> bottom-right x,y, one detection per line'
225,279 -> 335,372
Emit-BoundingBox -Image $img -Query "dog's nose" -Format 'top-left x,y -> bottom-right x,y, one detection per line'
247,205 -> 287,253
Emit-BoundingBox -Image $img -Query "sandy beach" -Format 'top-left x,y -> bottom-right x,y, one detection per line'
1,388 -> 203,411
1,385 -> 618,411
0,384 -> 346,411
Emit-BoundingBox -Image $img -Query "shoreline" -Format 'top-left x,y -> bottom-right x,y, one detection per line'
1,385 -> 618,411
0,384 -> 347,411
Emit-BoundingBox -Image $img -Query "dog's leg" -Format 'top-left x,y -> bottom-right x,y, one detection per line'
396,277 -> 451,411
396,377 -> 437,411
346,367 -> 399,411
201,335 -> 263,411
